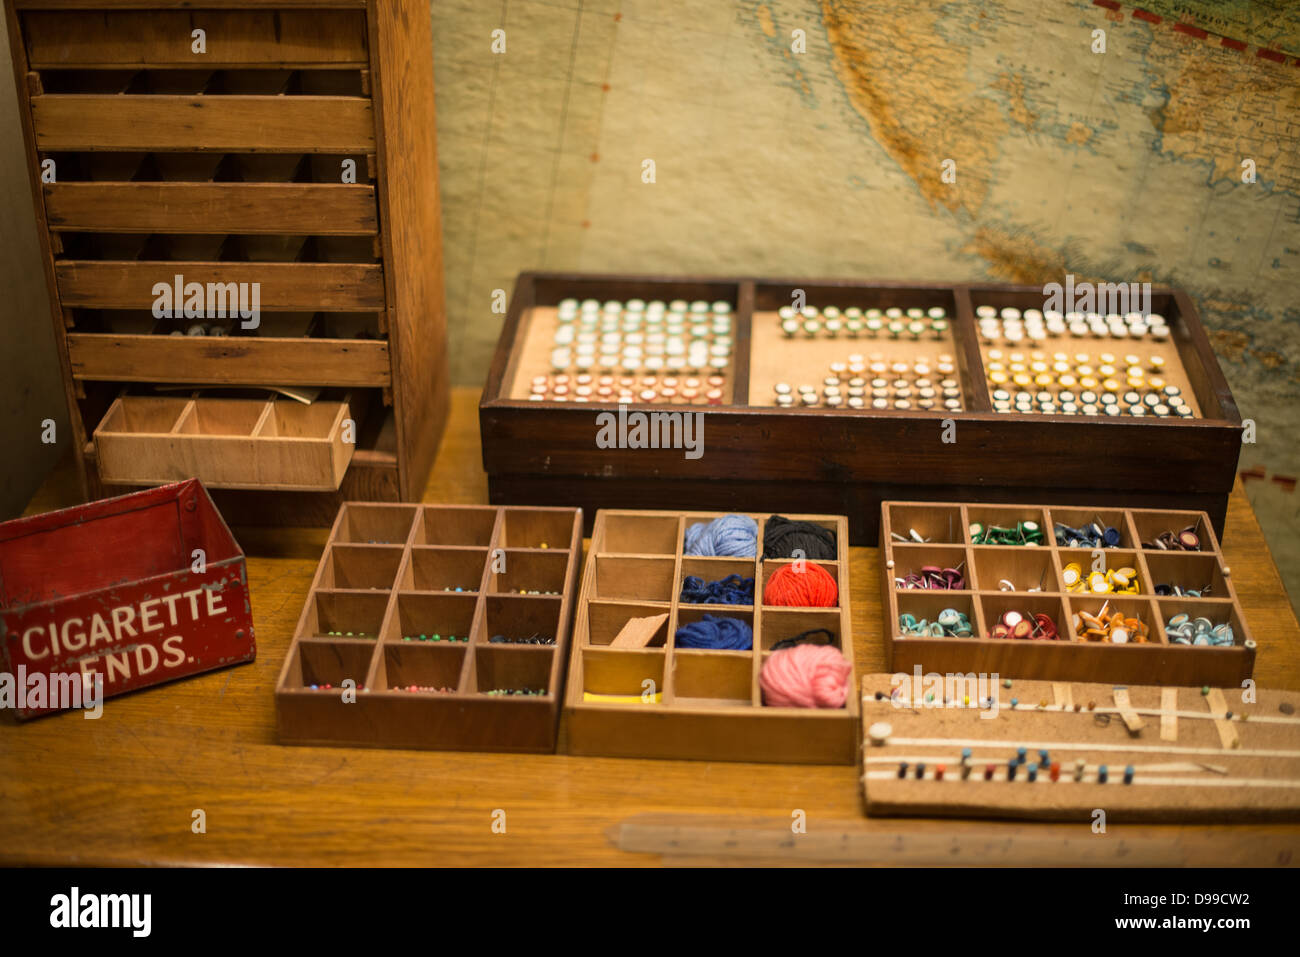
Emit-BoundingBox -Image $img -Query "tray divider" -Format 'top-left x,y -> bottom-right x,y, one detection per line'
250,400 -> 276,437
662,515 -> 687,705
169,398 -> 198,434
1130,515 -> 1157,601
951,284 -> 991,411
1121,508 -> 1144,553
733,279 -> 755,407
751,514 -> 766,705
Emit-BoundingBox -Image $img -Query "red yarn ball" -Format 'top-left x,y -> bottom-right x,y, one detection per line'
762,562 -> 838,607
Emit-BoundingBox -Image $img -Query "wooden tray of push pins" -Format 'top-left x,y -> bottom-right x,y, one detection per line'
880,501 -> 1255,687
274,502 -> 582,752
564,511 -> 857,764
482,276 -> 1242,541
859,674 -> 1300,821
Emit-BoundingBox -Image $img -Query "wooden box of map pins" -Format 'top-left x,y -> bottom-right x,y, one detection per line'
860,674 -> 1300,822
0,479 -> 255,718
880,500 -> 1256,687
274,502 -> 583,752
482,274 -> 1242,543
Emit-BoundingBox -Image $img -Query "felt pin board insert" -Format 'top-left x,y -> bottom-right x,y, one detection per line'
500,277 -> 742,403
274,502 -> 583,752
859,674 -> 1300,822
564,510 -> 858,764
881,501 -> 1255,686
971,285 -> 1207,418
747,282 -> 974,408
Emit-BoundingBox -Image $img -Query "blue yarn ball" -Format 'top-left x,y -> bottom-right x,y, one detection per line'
675,614 -> 753,650
680,574 -> 754,605
683,514 -> 758,557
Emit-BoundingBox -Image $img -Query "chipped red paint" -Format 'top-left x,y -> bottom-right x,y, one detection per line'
0,480 -> 255,718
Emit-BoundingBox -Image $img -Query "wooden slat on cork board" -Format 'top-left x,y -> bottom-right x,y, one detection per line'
860,673 -> 1300,822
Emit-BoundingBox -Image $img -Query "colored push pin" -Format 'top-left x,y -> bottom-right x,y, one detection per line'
898,762 -> 908,779
984,764 -> 995,781
1016,746 -> 1027,764
935,764 -> 946,781
1098,764 -> 1109,784
1074,758 -> 1086,782
1050,761 -> 1061,782
1010,698 -> 1019,708
915,762 -> 926,780
960,747 -> 973,779
1007,759 -> 1018,781
1038,749 -> 1050,769
1123,765 -> 1134,784
1027,765 -> 1038,782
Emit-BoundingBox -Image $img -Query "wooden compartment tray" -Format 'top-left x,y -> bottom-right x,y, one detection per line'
93,393 -> 355,491
565,510 -> 858,764
859,674 -> 1300,821
482,274 -> 1241,543
880,500 -> 1255,686
275,502 -> 583,753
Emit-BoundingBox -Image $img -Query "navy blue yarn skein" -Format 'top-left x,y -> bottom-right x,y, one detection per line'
674,614 -> 753,650
679,574 -> 754,605
684,514 -> 758,557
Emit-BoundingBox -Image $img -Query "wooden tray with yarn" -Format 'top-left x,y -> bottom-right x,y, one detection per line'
881,501 -> 1255,686
275,502 -> 583,752
859,673 -> 1300,821
564,510 -> 857,764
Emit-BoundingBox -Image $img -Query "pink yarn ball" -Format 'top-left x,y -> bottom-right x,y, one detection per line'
760,643 -> 851,708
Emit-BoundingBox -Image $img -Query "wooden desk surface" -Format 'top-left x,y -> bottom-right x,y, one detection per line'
4,387 -> 1299,866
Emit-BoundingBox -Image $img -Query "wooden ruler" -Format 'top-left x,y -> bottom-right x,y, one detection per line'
612,814 -> 1300,866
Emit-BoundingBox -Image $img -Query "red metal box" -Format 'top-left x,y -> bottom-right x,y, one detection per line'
0,479 -> 255,718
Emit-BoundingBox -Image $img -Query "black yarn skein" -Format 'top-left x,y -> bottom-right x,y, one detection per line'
763,515 -> 837,560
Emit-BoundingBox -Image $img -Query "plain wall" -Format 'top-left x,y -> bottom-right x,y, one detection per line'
0,9 -> 66,519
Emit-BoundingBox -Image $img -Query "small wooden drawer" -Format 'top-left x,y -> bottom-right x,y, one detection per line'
22,10 -> 370,69
93,394 -> 355,491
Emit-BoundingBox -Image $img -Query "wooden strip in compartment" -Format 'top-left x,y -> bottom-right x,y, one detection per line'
31,95 -> 374,152
56,262 -> 384,311
44,183 -> 378,235
566,509 -> 857,764
1206,688 -> 1240,750
1161,688 -> 1178,741
67,333 -> 390,387
23,10 -> 369,68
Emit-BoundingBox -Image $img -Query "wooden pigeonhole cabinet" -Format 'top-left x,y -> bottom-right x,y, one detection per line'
4,0 -> 449,524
